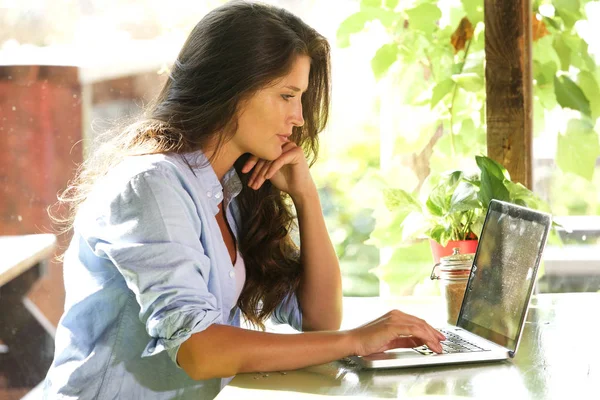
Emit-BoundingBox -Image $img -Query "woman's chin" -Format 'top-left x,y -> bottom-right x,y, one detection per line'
248,146 -> 283,161
265,146 -> 284,161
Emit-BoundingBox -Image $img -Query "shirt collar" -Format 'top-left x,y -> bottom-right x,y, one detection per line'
181,151 -> 243,216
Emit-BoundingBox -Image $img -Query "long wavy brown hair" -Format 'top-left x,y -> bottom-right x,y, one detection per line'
51,1 -> 331,330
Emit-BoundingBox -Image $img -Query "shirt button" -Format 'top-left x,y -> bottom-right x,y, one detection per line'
215,192 -> 222,199
229,270 -> 235,278
207,191 -> 212,197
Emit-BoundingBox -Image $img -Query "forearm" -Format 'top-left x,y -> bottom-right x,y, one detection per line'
178,324 -> 353,380
292,185 -> 343,331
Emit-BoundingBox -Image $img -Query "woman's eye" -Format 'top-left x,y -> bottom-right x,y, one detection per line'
281,94 -> 295,101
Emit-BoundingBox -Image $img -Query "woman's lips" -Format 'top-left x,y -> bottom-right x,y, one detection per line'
277,135 -> 290,143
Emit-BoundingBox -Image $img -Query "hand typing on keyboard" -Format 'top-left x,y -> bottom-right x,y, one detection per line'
413,329 -> 485,355
348,310 -> 447,356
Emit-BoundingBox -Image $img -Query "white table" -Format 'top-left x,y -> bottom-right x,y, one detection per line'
0,234 -> 57,387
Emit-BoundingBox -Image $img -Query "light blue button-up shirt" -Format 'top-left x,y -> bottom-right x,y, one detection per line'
43,151 -> 303,399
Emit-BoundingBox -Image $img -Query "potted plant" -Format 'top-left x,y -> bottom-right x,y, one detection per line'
381,155 -> 552,264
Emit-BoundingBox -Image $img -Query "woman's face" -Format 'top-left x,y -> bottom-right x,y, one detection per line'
231,55 -> 310,160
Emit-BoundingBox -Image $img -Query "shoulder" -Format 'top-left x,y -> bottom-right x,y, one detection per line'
76,154 -> 207,241
80,154 -> 204,222
110,153 -> 190,185
90,153 -> 197,200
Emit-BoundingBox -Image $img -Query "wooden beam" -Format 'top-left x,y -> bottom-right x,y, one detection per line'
485,0 -> 533,188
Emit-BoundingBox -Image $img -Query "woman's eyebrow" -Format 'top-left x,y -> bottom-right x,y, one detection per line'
284,85 -> 307,93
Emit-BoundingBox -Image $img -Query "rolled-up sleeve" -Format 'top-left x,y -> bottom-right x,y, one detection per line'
271,292 -> 303,331
78,168 -> 222,364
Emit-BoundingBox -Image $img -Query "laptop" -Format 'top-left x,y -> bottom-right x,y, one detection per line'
350,199 -> 552,369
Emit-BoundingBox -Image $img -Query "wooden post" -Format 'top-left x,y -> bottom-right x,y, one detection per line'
484,0 -> 533,188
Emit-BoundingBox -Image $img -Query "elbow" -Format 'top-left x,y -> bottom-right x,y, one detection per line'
301,301 -> 343,331
182,366 -> 221,382
302,313 -> 342,332
178,335 -> 238,381
177,346 -> 206,381
325,316 -> 343,331
179,353 -> 237,381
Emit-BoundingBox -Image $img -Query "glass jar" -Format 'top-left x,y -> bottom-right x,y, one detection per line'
431,248 -> 474,325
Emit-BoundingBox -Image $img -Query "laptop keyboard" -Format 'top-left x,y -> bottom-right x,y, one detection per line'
413,329 -> 487,355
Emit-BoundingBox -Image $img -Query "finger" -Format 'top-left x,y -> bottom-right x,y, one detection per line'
436,329 -> 446,341
251,161 -> 271,190
248,159 -> 266,187
266,146 -> 306,179
389,337 -> 424,349
390,310 -> 445,345
395,324 -> 443,354
264,157 -> 287,180
281,141 -> 298,152
413,324 -> 444,353
242,155 -> 260,174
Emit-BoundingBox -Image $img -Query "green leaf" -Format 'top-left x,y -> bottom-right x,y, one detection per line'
337,12 -> 370,48
426,171 -> 464,216
553,0 -> 582,29
543,16 -> 561,30
371,43 -> 399,80
449,181 -> 480,213
478,168 -> 511,208
337,9 -> 399,48
461,0 -> 484,24
578,71 -> 600,120
556,119 -> 600,180
384,0 -> 398,10
426,193 -> 445,217
533,36 -> 561,67
581,41 -> 596,71
553,35 -> 571,71
428,225 -> 449,246
554,75 -> 592,117
451,62 -> 464,75
431,78 -> 455,109
446,170 -> 464,187
460,118 -> 476,136
476,155 -> 510,181
471,214 -> 485,238
383,188 -> 421,212
452,72 -> 484,92
561,33 -> 590,72
505,181 -> 551,212
537,83 -> 558,109
405,3 -> 442,34
534,61 -> 557,86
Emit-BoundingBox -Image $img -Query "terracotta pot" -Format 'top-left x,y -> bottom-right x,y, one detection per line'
429,239 -> 479,264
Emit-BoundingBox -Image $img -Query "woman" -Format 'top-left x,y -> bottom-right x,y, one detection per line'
44,1 -> 445,399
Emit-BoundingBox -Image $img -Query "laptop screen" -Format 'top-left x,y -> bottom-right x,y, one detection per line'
457,200 -> 551,352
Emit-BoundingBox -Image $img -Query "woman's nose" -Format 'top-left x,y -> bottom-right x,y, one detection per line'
290,102 -> 304,127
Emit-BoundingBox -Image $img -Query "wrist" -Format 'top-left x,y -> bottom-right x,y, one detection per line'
290,183 -> 319,209
338,330 -> 358,357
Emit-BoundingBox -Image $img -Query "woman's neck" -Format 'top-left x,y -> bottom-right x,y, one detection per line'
203,141 -> 241,181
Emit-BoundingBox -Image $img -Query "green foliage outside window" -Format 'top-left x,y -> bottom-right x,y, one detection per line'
328,0 -> 600,295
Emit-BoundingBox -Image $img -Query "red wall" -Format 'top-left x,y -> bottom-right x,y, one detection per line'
0,65 -> 82,325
